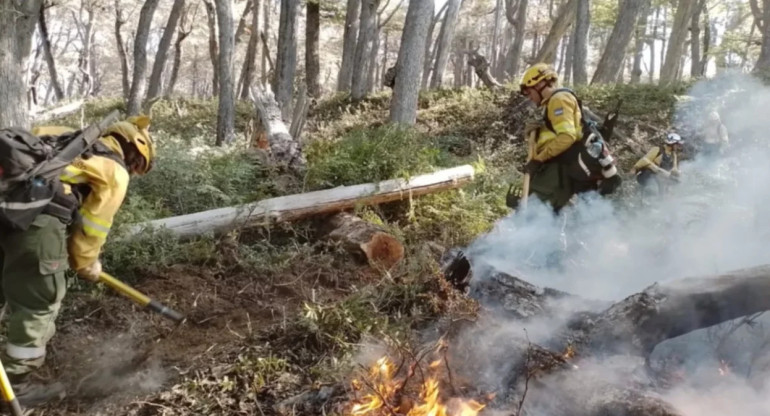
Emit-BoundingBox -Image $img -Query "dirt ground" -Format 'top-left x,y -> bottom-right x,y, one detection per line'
37,243 -> 374,415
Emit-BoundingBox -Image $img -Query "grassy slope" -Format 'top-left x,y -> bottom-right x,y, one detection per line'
32,83 -> 683,415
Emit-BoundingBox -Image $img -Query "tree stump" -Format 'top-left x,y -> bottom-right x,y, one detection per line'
322,212 -> 404,269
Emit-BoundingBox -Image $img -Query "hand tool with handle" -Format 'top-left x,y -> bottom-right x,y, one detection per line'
0,359 -> 23,416
98,272 -> 185,323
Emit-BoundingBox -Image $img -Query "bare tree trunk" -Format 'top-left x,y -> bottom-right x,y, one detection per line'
306,0 -> 321,98
38,6 -> 64,101
215,0 -> 235,146
563,35 -> 574,83
506,0 -> 529,80
166,22 -> 191,97
274,0 -> 299,119
239,0 -> 261,100
631,0 -> 652,83
690,0 -> 705,77
422,3 -> 448,89
591,0 -> 645,84
649,6 -> 659,82
351,0 -> 379,101
114,0 -> 131,99
660,0 -> 696,83
752,0 -> 770,71
430,0 -> 462,88
338,0 -> 361,92
146,0 -> 186,102
203,0 -> 219,96
366,23 -> 380,93
126,0 -> 161,115
234,1 -> 252,46
389,0 -> 433,124
380,30 -> 389,87
572,0 -> 590,84
261,0 -> 271,85
491,0 -> 504,72
74,2 -> 95,97
0,0 -> 44,128
660,6 -> 667,73
535,0 -> 577,64
700,7 -> 711,74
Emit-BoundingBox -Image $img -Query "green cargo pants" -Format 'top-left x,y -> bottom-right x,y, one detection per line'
0,214 -> 68,376
529,162 -> 574,213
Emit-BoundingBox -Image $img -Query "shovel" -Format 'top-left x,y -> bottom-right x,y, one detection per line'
521,130 -> 538,209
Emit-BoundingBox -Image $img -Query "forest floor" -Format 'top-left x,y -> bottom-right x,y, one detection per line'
20,82 -> 692,415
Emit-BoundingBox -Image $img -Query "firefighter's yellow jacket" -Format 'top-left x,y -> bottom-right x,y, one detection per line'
632,145 -> 678,173
31,126 -> 129,271
533,90 -> 583,162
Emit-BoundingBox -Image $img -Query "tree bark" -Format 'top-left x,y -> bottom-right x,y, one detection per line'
338,0 -> 361,92
753,0 -> 770,71
203,0 -> 220,96
660,0 -> 697,83
261,0 -> 271,85
114,0 -> 131,100
631,0 -> 652,84
0,0 -> 45,129
38,6 -> 64,102
534,0 -> 577,65
690,0 -> 705,77
700,6 -> 711,75
251,84 -> 305,172
389,0 -> 433,125
430,0 -> 462,89
591,0 -> 646,84
563,34 -> 574,84
321,212 -> 405,270
146,0 -> 186,102
239,0 -> 261,100
126,0 -> 161,115
491,0 -> 504,73
215,0 -> 235,146
305,0 -> 321,98
166,6 -> 193,97
421,3 -> 447,89
468,51 -> 504,89
233,0 -> 252,46
366,22 -> 380,94
649,6 -> 659,82
273,0 -> 299,119
351,0 -> 379,101
506,0 -> 529,81
128,165 -> 474,238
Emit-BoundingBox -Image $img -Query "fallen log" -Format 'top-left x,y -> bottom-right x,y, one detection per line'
31,99 -> 85,122
250,84 -> 306,173
126,164 -> 475,238
320,212 -> 404,269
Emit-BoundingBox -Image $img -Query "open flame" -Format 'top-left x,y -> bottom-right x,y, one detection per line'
348,356 -> 486,416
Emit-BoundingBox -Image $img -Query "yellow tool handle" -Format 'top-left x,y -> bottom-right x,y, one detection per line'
98,272 -> 185,323
0,359 -> 23,416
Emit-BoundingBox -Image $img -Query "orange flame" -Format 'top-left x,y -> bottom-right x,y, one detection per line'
348,356 -> 485,416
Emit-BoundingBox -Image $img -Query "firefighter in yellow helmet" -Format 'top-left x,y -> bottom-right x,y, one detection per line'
631,131 -> 683,196
0,115 -> 155,407
511,63 -> 620,212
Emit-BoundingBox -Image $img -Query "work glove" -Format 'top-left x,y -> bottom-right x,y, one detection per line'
523,159 -> 543,175
77,260 -> 102,282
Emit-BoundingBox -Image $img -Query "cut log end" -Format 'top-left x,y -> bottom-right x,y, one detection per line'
324,213 -> 405,270
360,231 -> 405,269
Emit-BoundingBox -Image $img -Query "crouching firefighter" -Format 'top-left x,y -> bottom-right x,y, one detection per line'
631,132 -> 683,197
0,115 -> 155,407
507,63 -> 621,213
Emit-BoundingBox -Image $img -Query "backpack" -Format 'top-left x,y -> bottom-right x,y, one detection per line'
0,110 -> 120,231
542,88 -> 619,186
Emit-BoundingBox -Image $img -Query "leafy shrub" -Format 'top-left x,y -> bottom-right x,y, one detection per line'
305,125 -> 445,188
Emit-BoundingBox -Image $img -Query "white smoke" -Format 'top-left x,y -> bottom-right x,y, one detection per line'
462,71 -> 770,415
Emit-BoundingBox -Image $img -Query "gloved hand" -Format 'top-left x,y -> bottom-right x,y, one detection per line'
598,174 -> 622,196
77,260 -> 102,282
670,168 -> 680,177
523,159 -> 543,175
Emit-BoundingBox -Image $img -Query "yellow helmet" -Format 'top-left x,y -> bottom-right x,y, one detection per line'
102,114 -> 156,175
520,63 -> 558,91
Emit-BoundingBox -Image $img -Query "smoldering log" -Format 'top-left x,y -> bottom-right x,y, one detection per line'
321,212 -> 405,269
